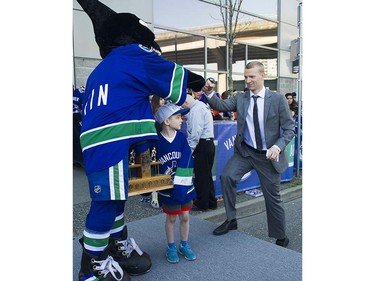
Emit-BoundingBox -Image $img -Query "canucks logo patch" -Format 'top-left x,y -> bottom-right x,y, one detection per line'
94,185 -> 101,193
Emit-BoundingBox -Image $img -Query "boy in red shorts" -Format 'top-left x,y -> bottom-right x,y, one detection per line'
154,103 -> 197,263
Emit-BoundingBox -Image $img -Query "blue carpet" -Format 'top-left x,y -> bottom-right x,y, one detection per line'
73,214 -> 301,281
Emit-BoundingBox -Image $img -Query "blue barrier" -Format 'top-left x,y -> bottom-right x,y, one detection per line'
212,121 -> 294,197
293,120 -> 303,170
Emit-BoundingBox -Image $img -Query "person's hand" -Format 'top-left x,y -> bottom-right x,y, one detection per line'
266,146 -> 279,162
202,80 -> 215,94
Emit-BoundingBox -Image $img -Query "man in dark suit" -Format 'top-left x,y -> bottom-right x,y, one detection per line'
203,61 -> 295,247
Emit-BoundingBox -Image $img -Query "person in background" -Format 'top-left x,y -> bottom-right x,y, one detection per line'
285,92 -> 298,120
203,61 -> 295,248
193,90 -> 204,102
221,90 -> 230,100
154,102 -> 197,264
182,94 -> 217,211
150,95 -> 166,133
220,90 -> 232,120
291,91 -> 298,103
186,87 -> 194,99
151,95 -> 166,115
73,85 -> 85,167
291,92 -> 301,118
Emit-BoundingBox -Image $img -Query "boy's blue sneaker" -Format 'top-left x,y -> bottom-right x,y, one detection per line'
178,244 -> 197,261
166,247 -> 179,263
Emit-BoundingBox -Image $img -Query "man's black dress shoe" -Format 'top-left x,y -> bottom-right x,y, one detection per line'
275,236 -> 289,247
213,219 -> 237,235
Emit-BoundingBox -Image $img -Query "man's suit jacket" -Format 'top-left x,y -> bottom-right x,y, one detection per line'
207,89 -> 295,173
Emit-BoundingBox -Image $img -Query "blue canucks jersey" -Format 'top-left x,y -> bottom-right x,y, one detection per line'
80,44 -> 188,174
156,131 -> 195,205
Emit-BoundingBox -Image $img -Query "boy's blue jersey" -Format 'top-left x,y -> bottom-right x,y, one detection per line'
80,44 -> 188,174
156,131 -> 195,205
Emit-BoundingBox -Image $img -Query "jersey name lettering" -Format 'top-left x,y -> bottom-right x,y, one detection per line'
84,84 -> 109,115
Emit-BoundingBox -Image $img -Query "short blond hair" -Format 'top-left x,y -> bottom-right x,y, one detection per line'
245,61 -> 264,73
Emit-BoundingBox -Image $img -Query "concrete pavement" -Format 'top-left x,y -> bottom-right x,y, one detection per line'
195,185 -> 303,253
73,166 -> 302,280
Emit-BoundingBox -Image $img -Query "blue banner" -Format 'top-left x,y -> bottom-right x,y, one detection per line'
181,121 -> 295,197
293,120 -> 302,170
213,122 -> 294,197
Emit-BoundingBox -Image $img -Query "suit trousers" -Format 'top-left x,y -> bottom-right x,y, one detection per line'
193,139 -> 217,210
220,144 -> 286,239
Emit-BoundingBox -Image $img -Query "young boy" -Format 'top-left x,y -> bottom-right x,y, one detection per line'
154,102 -> 197,264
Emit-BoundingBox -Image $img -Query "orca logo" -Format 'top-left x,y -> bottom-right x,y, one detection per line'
94,185 -> 101,193
139,44 -> 153,53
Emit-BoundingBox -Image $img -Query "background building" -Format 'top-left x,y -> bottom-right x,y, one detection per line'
73,0 -> 301,96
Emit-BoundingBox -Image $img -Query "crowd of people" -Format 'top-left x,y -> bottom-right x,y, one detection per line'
74,1 -> 296,280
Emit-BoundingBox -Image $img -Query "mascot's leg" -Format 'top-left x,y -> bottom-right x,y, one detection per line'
78,200 -> 131,281
107,202 -> 152,276
78,238 -> 129,281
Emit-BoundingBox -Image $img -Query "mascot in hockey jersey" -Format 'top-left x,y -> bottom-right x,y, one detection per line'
75,1 -> 205,280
